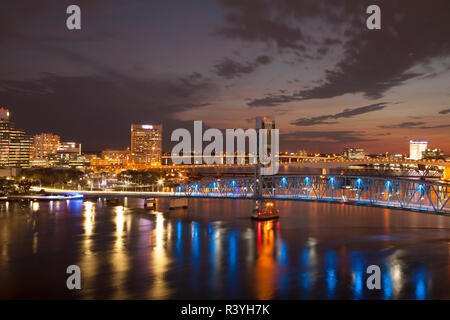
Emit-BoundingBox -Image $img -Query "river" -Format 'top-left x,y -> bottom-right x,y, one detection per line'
0,198 -> 449,299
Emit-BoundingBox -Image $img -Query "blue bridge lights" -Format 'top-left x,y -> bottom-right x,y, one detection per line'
303,176 -> 311,188
174,175 -> 449,214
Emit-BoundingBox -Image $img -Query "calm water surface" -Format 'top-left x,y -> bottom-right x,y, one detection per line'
0,198 -> 449,299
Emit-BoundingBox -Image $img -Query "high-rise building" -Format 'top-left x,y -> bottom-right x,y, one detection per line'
47,142 -> 86,168
422,148 -> 445,160
343,147 -> 365,160
101,149 -> 130,164
409,140 -> 428,160
255,116 -> 277,168
256,117 -> 275,155
58,142 -> 81,155
32,133 -> 60,159
0,107 -> 32,167
131,124 -> 162,165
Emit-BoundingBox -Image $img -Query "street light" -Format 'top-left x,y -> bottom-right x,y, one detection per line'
157,179 -> 164,192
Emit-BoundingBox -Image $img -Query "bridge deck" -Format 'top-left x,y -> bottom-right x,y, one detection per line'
33,174 -> 450,215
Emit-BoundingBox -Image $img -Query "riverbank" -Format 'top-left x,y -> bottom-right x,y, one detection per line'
0,194 -> 83,201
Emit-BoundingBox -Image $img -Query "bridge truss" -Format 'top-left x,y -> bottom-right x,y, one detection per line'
175,175 -> 450,214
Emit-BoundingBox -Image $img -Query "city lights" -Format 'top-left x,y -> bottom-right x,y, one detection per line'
1,0 -> 450,307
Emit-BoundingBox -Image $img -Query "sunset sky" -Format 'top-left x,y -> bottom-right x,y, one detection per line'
0,0 -> 449,153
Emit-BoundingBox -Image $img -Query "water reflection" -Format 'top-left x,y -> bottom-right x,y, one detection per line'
79,201 -> 96,298
227,230 -> 238,298
189,221 -> 200,296
110,205 -> 129,299
276,238 -> 289,298
32,232 -> 38,254
0,198 -> 448,299
351,252 -> 364,300
32,201 -> 39,212
387,252 -> 404,299
84,201 -> 95,236
299,246 -> 311,298
176,220 -> 182,258
208,223 -> 223,294
191,222 -> 200,264
254,221 -> 276,299
299,237 -> 319,299
325,250 -> 338,299
414,268 -> 428,300
149,212 -> 171,299
382,266 -> 393,300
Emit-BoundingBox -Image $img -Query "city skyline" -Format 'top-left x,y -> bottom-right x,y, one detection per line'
0,1 -> 449,154
5,106 -> 446,158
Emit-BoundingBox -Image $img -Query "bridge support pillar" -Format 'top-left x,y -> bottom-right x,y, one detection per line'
322,168 -> 327,175
169,197 -> 188,209
442,167 -> 450,182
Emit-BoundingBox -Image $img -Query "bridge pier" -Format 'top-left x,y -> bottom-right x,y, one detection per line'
144,198 -> 156,209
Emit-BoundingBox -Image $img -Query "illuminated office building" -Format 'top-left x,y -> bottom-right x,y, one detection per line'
0,107 -> 32,167
32,133 -> 60,159
58,142 -> 81,155
47,142 -> 86,168
100,149 -> 130,165
131,124 -> 162,165
343,147 -> 365,160
422,148 -> 444,160
409,140 -> 428,160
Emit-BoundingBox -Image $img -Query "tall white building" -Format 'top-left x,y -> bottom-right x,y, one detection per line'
131,124 -> 162,165
32,133 -> 60,159
0,107 -> 32,168
409,140 -> 428,160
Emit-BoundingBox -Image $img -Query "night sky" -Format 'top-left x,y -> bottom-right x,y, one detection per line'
1,0 -> 449,154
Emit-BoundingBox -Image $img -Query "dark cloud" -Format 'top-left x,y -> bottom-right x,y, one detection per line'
439,108 -> 450,114
291,102 -> 387,126
217,0 -> 308,51
224,0 -> 450,106
323,38 -> 342,46
279,129 -> 384,152
417,124 -> 450,129
282,130 -> 378,144
212,55 -> 273,79
217,0 -> 355,52
247,94 -> 298,107
375,132 -> 391,136
379,122 -> 425,129
0,0 -> 448,154
316,47 -> 329,57
0,72 -> 216,151
379,121 -> 450,129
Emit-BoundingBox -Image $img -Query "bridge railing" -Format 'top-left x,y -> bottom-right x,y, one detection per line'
175,177 -> 257,198
175,175 -> 449,214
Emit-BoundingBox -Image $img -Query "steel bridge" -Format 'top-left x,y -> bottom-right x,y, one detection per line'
174,175 -> 450,215
38,175 -> 450,215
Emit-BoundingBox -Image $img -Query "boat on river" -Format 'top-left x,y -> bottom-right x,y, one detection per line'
251,201 -> 279,220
